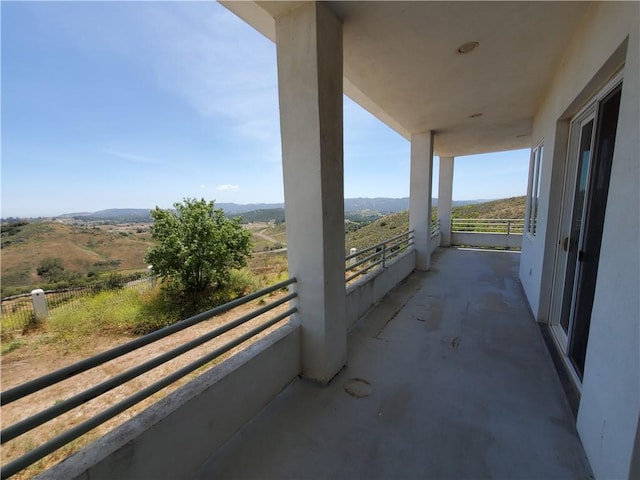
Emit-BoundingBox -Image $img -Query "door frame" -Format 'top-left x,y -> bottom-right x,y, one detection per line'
549,109 -> 596,353
548,70 -> 624,388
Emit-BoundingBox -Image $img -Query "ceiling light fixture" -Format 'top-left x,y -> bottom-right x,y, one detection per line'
457,41 -> 479,54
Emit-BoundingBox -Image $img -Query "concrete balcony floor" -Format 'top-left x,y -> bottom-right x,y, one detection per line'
194,248 -> 592,479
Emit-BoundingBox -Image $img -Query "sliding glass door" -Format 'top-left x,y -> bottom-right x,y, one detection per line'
550,81 -> 622,381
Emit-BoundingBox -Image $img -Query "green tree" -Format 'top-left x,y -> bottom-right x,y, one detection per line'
145,198 -> 252,303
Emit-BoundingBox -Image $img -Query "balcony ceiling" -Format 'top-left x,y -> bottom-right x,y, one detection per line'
221,1 -> 592,157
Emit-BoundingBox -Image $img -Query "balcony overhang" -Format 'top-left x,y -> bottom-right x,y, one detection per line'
220,1 -> 592,157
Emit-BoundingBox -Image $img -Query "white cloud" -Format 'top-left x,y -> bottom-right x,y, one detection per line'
217,184 -> 239,191
50,2 -> 281,146
134,3 -> 280,144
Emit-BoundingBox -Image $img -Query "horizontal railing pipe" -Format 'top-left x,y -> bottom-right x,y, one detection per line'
344,243 -> 379,261
431,219 -> 441,235
344,230 -> 415,262
386,236 -> 413,251
0,306 -> 297,480
347,251 -> 385,272
345,230 -> 414,283
345,258 -> 385,283
451,218 -> 524,234
0,292 -> 296,445
1,277 -> 296,407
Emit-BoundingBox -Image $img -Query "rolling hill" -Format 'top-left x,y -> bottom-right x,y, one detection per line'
233,208 -> 285,224
1,222 -> 154,296
60,208 -> 153,222
345,196 -> 526,252
1,196 -> 526,296
345,211 -> 410,252
450,196 -> 526,219
44,197 -> 497,224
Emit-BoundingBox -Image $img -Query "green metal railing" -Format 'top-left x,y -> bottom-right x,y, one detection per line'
451,218 -> 524,234
345,230 -> 414,283
0,278 -> 297,479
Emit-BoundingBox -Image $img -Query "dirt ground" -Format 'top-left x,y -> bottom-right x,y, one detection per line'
0,292 -> 290,479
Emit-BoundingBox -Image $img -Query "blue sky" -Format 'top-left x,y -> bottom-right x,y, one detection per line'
1,2 -> 530,218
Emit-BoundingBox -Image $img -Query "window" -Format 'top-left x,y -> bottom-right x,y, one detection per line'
526,143 -> 543,235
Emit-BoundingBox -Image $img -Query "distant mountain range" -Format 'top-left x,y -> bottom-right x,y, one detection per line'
42,198 -> 492,223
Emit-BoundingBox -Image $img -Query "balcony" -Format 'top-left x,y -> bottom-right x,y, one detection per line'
26,246 -> 591,479
192,247 -> 591,479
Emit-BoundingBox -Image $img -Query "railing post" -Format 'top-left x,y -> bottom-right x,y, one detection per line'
349,248 -> 357,267
507,220 -> 511,235
382,243 -> 387,268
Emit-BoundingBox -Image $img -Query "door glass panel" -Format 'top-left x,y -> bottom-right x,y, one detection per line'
560,119 -> 593,332
568,85 -> 622,378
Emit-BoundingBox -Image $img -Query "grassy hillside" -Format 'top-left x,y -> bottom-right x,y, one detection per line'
345,211 -> 410,252
0,220 -> 289,294
1,222 -> 154,296
1,197 -> 526,295
450,196 -> 525,219
345,196 -> 526,253
233,208 -> 285,224
244,196 -> 527,254
260,223 -> 287,243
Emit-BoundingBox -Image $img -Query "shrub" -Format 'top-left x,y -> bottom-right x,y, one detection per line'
37,257 -> 65,281
104,272 -> 125,291
130,286 -> 182,335
227,268 -> 261,297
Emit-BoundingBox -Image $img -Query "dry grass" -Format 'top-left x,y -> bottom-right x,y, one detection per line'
0,289 -> 291,479
1,222 -> 153,295
0,254 -> 292,478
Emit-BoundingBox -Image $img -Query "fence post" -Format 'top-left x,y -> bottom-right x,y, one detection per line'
507,220 -> 511,235
31,289 -> 49,320
349,248 -> 357,268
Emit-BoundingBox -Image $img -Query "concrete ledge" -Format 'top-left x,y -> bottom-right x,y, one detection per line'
346,249 -> 416,329
452,232 -> 522,249
37,322 -> 301,480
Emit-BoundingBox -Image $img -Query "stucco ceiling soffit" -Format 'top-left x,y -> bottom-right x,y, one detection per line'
220,1 -> 591,156
258,1 -> 316,20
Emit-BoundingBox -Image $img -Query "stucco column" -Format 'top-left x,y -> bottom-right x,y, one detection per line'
275,2 -> 346,384
409,131 -> 434,270
438,156 -> 454,246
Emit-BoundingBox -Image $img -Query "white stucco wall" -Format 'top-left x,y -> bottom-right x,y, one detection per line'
519,3 -> 639,478
451,232 -> 522,249
345,249 -> 416,330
